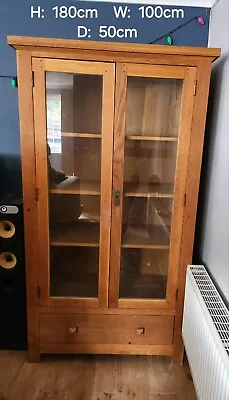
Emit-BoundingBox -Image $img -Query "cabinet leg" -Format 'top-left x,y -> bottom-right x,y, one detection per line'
172,335 -> 184,366
28,345 -> 40,363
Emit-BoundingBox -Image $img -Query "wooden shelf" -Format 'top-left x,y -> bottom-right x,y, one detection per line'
126,135 -> 177,142
124,183 -> 174,198
122,225 -> 170,249
50,221 -> 100,247
61,132 -> 102,138
50,177 -> 101,196
50,222 -> 169,249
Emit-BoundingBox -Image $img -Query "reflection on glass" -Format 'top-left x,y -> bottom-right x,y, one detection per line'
46,72 -> 102,299
126,77 -> 182,138
119,77 -> 183,300
119,249 -> 169,299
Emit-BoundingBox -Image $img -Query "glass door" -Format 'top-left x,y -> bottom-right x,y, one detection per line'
33,58 -> 115,307
109,63 -> 196,309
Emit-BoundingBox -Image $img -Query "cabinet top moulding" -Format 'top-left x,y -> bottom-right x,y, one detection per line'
7,36 -> 220,62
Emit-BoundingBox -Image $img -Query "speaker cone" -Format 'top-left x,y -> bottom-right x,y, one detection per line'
0,252 -> 17,269
0,220 -> 16,239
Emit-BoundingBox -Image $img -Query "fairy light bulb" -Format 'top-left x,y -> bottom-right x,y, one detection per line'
197,17 -> 205,25
11,77 -> 18,88
166,35 -> 173,46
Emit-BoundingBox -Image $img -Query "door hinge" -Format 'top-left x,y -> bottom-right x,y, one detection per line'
176,289 -> 179,301
35,188 -> 39,202
183,193 -> 187,207
37,286 -> 40,298
194,80 -> 197,96
32,71 -> 35,87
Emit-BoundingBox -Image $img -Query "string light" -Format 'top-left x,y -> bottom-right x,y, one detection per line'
0,75 -> 18,88
166,36 -> 173,46
11,77 -> 18,88
149,16 -> 206,46
197,17 -> 205,25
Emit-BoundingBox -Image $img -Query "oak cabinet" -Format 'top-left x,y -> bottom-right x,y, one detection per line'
8,36 -> 220,363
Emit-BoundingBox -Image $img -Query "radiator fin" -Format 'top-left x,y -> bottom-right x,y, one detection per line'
182,265 -> 229,400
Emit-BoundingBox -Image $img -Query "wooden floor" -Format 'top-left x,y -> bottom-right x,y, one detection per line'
0,351 -> 196,400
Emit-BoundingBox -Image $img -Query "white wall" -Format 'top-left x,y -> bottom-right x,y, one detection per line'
198,0 -> 229,303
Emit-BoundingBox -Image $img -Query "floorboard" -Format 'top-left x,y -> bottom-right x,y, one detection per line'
0,352 -> 196,400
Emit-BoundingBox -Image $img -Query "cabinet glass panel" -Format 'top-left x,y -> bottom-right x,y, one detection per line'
119,76 -> 183,300
46,72 -> 102,298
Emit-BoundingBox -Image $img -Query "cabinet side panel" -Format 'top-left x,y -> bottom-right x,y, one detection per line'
172,61 -> 212,365
16,50 -> 40,361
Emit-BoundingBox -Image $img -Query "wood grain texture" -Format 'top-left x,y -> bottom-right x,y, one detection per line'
118,299 -> 167,309
98,63 -> 115,307
109,64 -> 127,308
172,62 -> 213,365
126,64 -> 186,79
7,35 -> 220,60
126,136 -> 178,141
32,58 -> 50,309
61,132 -> 102,138
40,344 -> 173,356
29,49 -> 221,67
39,306 -> 176,316
0,351 -> 197,399
166,67 -> 197,310
40,314 -> 174,345
16,50 -> 40,362
44,58 -> 107,75
14,37 -> 217,362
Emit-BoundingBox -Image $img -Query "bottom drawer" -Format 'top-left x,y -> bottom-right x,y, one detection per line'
40,314 -> 174,345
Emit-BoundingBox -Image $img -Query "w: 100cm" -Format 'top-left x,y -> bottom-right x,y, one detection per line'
99,26 -> 138,39
138,6 -> 184,19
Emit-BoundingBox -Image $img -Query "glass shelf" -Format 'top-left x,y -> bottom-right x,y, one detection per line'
50,220 -> 100,247
121,225 -> 170,249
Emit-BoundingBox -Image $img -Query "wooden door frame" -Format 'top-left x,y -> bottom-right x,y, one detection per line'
172,61 -> 212,365
32,57 -> 115,308
109,63 -> 197,310
16,50 -> 40,361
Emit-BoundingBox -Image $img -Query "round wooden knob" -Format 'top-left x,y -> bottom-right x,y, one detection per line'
69,327 -> 78,334
136,328 -> 145,335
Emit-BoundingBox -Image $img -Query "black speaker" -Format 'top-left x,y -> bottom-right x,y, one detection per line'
0,195 -> 27,349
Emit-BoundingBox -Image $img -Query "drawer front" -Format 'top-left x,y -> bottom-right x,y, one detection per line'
40,314 -> 174,345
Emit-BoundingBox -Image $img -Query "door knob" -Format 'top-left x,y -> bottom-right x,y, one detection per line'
69,327 -> 78,334
136,328 -> 145,335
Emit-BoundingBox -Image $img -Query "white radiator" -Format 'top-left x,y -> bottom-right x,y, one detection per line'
182,265 -> 229,400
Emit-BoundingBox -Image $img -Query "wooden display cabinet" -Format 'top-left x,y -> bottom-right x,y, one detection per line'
7,36 -> 220,363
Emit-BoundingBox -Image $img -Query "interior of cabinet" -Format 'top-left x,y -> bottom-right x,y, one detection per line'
126,76 -> 182,138
47,71 -> 102,236
46,72 -> 103,299
46,69 -> 184,301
